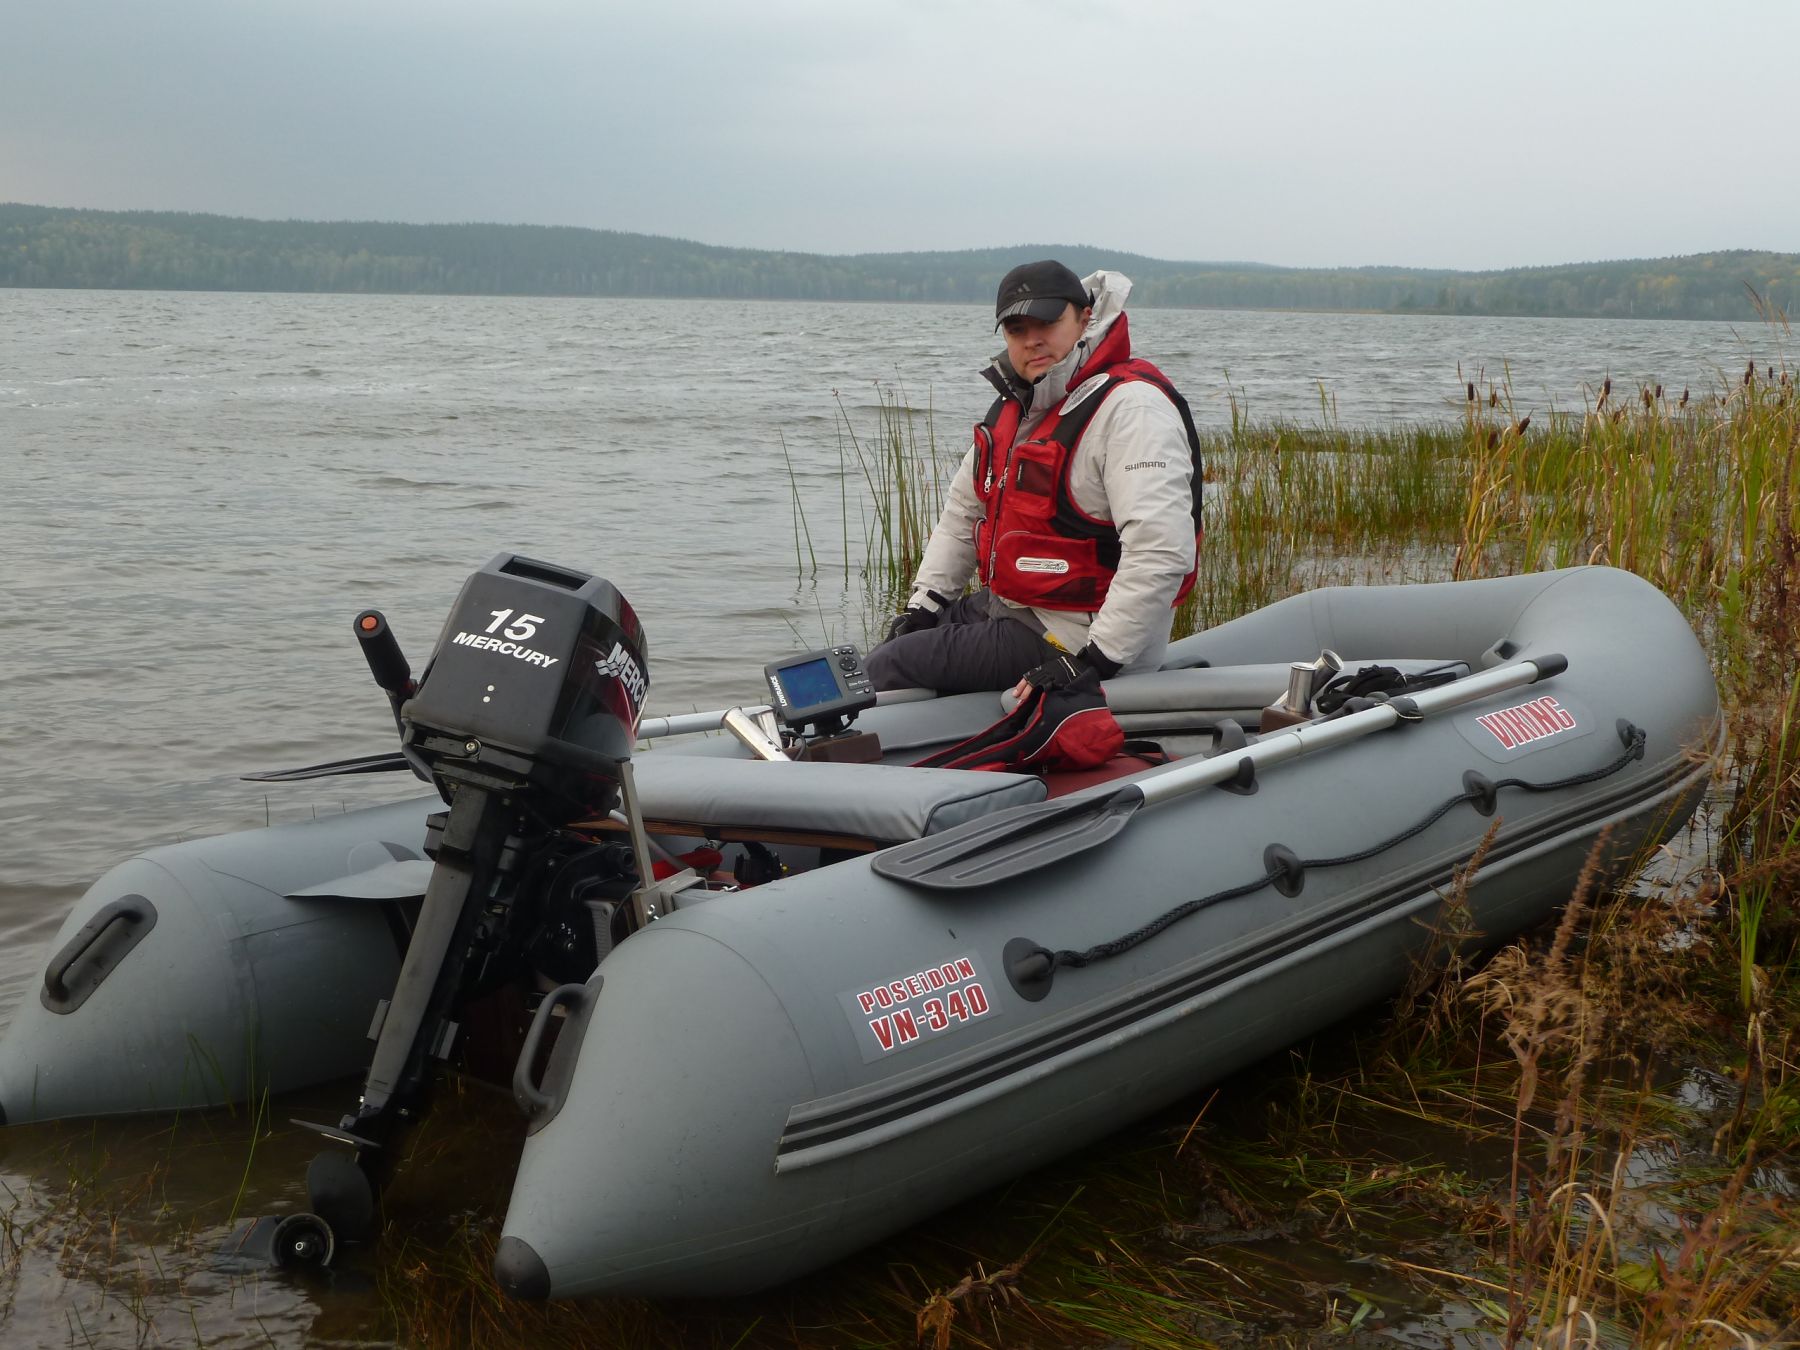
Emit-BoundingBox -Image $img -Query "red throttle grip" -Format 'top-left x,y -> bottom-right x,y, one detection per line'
354,610 -> 414,697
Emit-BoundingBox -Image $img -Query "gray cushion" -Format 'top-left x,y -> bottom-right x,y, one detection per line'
1103,665 -> 1295,717
1100,658 -> 1470,731
629,755 -> 1046,842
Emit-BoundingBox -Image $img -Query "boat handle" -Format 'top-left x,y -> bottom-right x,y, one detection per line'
512,982 -> 590,1116
42,896 -> 157,1006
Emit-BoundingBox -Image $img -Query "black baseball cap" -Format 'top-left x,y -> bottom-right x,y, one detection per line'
994,260 -> 1091,329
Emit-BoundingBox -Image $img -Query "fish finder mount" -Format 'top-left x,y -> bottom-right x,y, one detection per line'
764,644 -> 877,738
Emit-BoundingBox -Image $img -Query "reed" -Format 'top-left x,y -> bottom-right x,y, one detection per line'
1723,671 -> 1800,1011
806,360 -> 1800,657
833,384 -> 958,616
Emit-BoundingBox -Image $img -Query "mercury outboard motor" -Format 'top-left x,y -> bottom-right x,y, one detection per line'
399,553 -> 647,812
290,553 -> 649,1256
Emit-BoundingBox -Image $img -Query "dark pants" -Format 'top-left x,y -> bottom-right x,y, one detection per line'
864,592 -> 1055,694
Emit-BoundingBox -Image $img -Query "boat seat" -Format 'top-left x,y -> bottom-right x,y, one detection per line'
863,658 -> 1472,757
1099,658 -> 1471,732
624,754 -> 1047,848
1100,664 -> 1296,731
863,668 -> 1297,753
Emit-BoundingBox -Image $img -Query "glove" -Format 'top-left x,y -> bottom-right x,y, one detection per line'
884,591 -> 949,642
886,607 -> 934,641
1021,642 -> 1121,691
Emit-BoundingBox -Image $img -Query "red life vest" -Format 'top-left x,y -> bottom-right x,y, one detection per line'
972,315 -> 1204,613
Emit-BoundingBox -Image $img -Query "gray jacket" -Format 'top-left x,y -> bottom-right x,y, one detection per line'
906,270 -> 1196,672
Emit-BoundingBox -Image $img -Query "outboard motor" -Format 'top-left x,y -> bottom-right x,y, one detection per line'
291,553 -> 649,1257
399,552 -> 647,815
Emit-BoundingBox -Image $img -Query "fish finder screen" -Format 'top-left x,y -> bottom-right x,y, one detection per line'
776,656 -> 842,712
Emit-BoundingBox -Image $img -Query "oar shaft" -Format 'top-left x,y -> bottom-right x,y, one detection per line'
637,685 -> 926,742
1134,655 -> 1564,808
635,706 -> 772,740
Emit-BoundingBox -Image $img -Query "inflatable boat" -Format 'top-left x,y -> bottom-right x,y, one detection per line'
0,558 -> 1719,1298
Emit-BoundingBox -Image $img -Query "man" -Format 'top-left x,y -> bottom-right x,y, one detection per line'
864,260 -> 1202,697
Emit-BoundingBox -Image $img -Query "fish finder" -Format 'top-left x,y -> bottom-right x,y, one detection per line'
764,644 -> 877,736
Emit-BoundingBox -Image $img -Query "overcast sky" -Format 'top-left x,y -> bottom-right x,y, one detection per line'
4,1 -> 1795,270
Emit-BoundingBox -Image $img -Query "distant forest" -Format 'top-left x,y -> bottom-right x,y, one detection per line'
3,203 -> 1795,322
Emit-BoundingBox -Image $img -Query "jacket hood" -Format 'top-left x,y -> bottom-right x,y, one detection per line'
986,270 -> 1133,422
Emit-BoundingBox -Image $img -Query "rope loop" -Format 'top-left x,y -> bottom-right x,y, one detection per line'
1047,725 -> 1648,970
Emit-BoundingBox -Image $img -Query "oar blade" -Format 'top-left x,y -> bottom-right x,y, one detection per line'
872,786 -> 1143,892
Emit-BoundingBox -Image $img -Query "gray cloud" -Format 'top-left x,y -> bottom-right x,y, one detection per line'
3,0 -> 1796,268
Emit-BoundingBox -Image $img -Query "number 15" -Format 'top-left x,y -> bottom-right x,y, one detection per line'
486,608 -> 545,642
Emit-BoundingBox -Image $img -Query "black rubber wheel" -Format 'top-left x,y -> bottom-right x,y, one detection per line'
305,1151 -> 377,1240
270,1212 -> 336,1270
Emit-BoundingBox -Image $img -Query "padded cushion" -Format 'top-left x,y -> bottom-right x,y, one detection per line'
1100,658 -> 1470,731
859,659 -> 1467,746
629,754 -> 1047,842
1102,664 -> 1293,714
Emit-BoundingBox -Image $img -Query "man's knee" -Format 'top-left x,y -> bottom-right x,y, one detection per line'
867,627 -> 971,692
866,617 -> 1050,695
864,633 -> 926,692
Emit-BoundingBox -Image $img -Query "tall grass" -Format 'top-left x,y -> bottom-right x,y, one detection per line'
1723,671 -> 1800,1011
832,384 -> 957,615
839,351 -> 1799,666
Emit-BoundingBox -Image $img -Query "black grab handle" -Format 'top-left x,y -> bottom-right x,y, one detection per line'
1531,651 -> 1569,681
41,895 -> 159,1014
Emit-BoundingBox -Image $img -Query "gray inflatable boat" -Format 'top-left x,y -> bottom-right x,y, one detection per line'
0,559 -> 1719,1298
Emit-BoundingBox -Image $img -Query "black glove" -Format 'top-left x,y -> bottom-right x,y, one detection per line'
884,591 -> 949,642
1021,642 -> 1121,691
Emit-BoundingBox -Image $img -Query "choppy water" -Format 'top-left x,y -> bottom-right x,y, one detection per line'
0,288 -> 1785,1345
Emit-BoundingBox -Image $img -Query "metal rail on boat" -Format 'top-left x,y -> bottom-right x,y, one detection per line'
1130,653 -> 1565,807
636,706 -> 772,740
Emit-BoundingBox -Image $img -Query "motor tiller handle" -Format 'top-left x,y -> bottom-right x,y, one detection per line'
354,610 -> 414,697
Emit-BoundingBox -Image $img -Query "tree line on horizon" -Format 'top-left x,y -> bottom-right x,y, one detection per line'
2,203 -> 1795,322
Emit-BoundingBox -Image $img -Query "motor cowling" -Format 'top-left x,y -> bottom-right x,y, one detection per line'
401,553 -> 648,822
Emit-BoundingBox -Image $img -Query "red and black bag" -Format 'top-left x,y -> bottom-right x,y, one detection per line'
912,670 -> 1124,773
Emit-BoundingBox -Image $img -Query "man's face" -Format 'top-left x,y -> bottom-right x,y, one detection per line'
1001,303 -> 1090,383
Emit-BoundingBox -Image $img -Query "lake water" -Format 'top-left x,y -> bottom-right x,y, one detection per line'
0,288 -> 1786,1345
